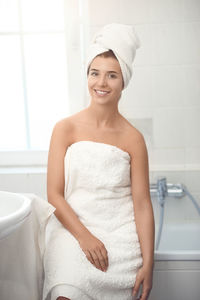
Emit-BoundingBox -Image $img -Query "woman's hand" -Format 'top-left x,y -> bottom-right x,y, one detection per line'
132,264 -> 153,300
78,232 -> 109,272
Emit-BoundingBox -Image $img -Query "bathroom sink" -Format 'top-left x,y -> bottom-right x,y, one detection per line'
0,191 -> 31,240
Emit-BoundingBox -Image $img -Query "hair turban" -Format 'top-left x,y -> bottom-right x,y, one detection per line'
86,23 -> 141,89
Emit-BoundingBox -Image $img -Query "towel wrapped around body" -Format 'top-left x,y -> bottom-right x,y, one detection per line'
43,141 -> 143,300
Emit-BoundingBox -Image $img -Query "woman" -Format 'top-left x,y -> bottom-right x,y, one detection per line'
44,23 -> 155,300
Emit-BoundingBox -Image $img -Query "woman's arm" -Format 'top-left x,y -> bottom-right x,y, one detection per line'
128,129 -> 155,299
47,119 -> 109,272
47,119 -> 92,241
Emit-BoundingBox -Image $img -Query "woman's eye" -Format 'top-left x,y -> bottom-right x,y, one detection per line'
109,74 -> 117,78
89,72 -> 117,78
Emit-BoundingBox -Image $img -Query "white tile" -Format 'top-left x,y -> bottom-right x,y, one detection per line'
183,65 -> 200,107
182,192 -> 200,220
153,108 -> 186,148
0,173 -> 46,198
183,0 -> 200,22
150,170 -> 186,187
152,66 -> 186,107
182,22 -> 200,64
88,0 -> 121,26
151,148 -> 185,166
131,24 -> 153,66
118,0 -> 152,24
184,107 -> 200,147
152,23 -> 184,65
185,147 -> 200,164
149,0 -> 184,23
165,194 -> 200,222
122,67 -> 154,108
185,170 -> 200,193
121,107 -> 154,119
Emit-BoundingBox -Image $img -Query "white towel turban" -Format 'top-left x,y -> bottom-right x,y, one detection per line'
86,23 -> 141,89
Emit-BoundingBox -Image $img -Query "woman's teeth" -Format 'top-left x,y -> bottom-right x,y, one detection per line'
95,90 -> 109,95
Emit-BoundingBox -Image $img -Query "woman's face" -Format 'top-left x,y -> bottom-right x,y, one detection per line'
87,55 -> 124,104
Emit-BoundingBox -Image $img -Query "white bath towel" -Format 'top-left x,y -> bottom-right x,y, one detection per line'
86,23 -> 141,89
27,194 -> 56,299
43,140 -> 143,300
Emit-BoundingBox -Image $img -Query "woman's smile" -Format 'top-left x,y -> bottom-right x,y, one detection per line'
87,56 -> 123,103
94,89 -> 111,97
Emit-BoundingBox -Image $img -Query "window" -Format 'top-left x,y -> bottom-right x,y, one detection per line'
0,0 -> 89,166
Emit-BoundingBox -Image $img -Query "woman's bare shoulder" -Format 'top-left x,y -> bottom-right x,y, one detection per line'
122,117 -> 146,155
121,117 -> 144,139
52,112 -> 82,133
50,116 -> 75,148
52,117 -> 72,136
51,111 -> 86,145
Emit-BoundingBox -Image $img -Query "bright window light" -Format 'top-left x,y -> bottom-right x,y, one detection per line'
0,0 -> 70,151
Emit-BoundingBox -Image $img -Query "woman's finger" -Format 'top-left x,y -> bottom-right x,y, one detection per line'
133,278 -> 142,297
140,292 -> 149,300
140,285 -> 151,300
78,234 -> 109,272
92,251 -> 103,270
84,249 -> 102,270
100,247 -> 109,268
84,249 -> 95,265
95,248 -> 107,271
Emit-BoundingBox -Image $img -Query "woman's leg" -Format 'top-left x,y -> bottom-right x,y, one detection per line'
56,297 -> 71,300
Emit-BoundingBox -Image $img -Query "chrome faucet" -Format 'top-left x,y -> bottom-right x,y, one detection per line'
156,177 -> 168,206
150,177 -> 185,201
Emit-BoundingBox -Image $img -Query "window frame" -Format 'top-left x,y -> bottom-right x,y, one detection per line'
0,0 -> 90,168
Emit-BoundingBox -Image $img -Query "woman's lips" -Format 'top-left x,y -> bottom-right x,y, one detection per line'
94,89 -> 110,96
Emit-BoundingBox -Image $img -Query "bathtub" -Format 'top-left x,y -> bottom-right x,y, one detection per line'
0,193 -> 52,300
148,222 -> 200,300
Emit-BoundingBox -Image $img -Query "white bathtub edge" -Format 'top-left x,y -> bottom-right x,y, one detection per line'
155,250 -> 200,261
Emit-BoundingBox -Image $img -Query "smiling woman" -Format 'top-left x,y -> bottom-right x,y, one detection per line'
87,51 -> 124,103
43,23 -> 155,300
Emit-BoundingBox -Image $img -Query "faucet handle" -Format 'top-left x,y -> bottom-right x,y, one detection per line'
157,177 -> 168,198
156,176 -> 167,183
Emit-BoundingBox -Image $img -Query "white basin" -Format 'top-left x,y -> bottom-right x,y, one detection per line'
0,191 -> 31,240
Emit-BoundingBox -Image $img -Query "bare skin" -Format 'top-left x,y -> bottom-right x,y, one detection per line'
47,55 -> 154,300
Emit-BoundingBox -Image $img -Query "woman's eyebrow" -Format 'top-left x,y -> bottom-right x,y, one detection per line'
90,68 -> 119,74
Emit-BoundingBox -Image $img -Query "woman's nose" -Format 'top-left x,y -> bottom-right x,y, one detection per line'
97,75 -> 107,86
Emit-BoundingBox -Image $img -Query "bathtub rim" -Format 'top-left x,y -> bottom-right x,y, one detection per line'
154,250 -> 200,261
